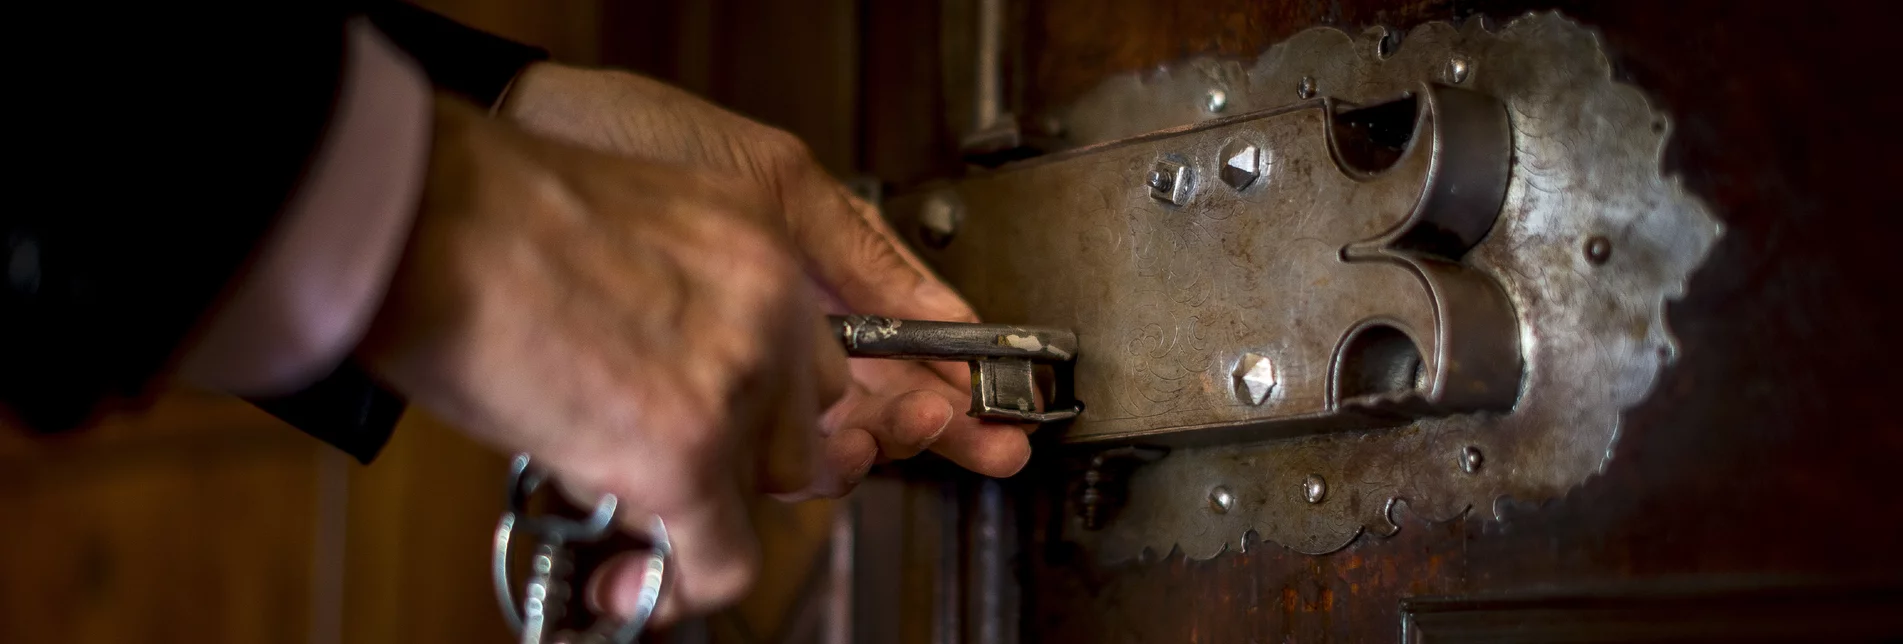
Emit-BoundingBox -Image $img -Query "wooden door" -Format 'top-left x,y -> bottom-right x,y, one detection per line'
849,0 -> 1903,642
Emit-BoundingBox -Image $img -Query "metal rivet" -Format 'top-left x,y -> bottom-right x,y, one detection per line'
1204,89 -> 1228,113
918,192 -> 962,249
1447,57 -> 1471,84
1208,486 -> 1235,514
1302,474 -> 1327,504
1297,76 -> 1317,99
1584,235 -> 1612,265
1460,446 -> 1484,473
1233,351 -> 1277,404
1147,159 -> 1192,205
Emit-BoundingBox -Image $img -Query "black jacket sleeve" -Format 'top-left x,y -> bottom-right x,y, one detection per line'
238,2 -> 549,463
3,2 -> 545,464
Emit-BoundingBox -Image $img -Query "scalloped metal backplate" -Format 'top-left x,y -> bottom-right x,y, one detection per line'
895,12 -> 1721,560
1064,13 -> 1720,560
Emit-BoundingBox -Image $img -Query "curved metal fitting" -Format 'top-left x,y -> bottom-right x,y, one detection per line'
888,13 -> 1722,561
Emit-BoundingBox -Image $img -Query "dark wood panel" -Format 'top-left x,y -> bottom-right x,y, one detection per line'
339,411 -> 512,644
985,1 -> 1903,642
0,436 -> 321,644
1401,585 -> 1903,643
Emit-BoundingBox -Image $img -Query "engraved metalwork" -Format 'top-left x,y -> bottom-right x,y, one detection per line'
896,82 -> 1519,444
889,13 -> 1722,560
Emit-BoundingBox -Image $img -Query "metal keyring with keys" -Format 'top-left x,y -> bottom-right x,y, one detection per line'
487,316 -> 1075,643
493,453 -> 670,644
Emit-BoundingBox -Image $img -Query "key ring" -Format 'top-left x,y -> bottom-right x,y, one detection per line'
493,453 -> 671,644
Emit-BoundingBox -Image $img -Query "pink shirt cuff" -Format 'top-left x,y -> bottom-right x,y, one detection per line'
179,18 -> 432,395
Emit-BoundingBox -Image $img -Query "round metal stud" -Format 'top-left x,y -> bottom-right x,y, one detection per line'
1448,57 -> 1472,84
1584,235 -> 1613,265
1301,474 -> 1327,504
1460,446 -> 1484,473
1205,88 -> 1228,113
1297,76 -> 1317,99
918,192 -> 963,249
1208,486 -> 1236,514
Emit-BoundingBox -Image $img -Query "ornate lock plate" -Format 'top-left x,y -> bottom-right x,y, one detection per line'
888,13 -> 1721,559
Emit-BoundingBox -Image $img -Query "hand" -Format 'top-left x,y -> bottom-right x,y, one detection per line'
355,97 -> 865,618
498,63 -> 1035,480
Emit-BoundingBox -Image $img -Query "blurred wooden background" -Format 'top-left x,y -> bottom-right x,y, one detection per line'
0,1 -> 887,642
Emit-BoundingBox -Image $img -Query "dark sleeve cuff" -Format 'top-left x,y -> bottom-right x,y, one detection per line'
3,2 -> 347,435
248,360 -> 405,464
363,1 -> 551,108
257,2 -> 547,464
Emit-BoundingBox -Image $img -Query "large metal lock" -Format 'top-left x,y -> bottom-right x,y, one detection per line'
884,15 -> 1722,559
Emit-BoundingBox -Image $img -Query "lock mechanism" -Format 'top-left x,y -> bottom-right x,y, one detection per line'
884,14 -> 1722,560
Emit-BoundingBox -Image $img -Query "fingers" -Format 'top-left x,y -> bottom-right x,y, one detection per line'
777,426 -> 877,501
755,316 -> 828,496
592,479 -> 758,623
755,370 -> 817,495
587,551 -> 663,625
761,312 -> 854,496
929,415 -> 1033,477
784,179 -> 978,324
828,359 -> 1033,478
825,387 -> 955,460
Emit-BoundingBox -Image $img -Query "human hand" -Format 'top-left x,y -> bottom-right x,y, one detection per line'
497,63 -> 1035,480
355,97 -> 867,619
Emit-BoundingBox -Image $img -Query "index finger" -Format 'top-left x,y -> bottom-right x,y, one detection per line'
783,174 -> 979,325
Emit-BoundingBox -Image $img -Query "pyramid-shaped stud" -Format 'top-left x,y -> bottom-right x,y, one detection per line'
1219,141 -> 1263,191
1234,352 -> 1277,405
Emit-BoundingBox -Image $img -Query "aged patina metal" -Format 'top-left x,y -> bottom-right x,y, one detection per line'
888,13 -> 1721,559
828,314 -> 1081,423
896,83 -> 1522,446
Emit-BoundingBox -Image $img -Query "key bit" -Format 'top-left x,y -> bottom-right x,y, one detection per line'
827,314 -> 1082,423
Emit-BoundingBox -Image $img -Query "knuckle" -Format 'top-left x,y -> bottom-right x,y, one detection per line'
749,128 -> 814,178
839,222 -> 923,295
